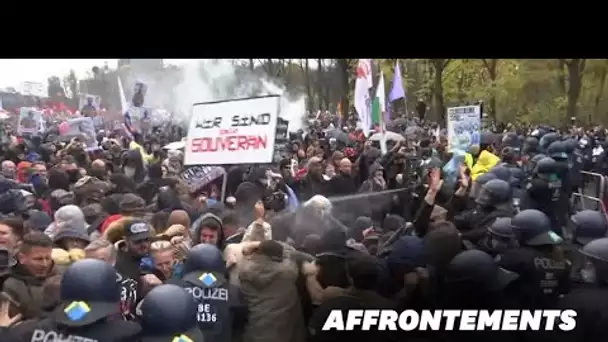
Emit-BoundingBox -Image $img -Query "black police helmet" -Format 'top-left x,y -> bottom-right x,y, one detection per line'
489,166 -> 512,183
524,136 -> 539,148
564,139 -> 578,153
502,132 -> 520,147
534,157 -> 557,175
547,141 -> 568,160
580,237 -> 608,263
183,243 -> 225,274
511,209 -> 562,246
539,132 -> 560,150
475,172 -> 497,186
55,259 -> 120,327
140,284 -> 204,342
475,179 -> 512,207
445,250 -> 518,291
489,217 -> 514,238
572,210 -> 608,245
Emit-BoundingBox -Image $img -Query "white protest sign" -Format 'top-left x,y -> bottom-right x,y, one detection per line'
57,117 -> 98,150
446,105 -> 481,151
185,95 -> 280,166
17,107 -> 42,135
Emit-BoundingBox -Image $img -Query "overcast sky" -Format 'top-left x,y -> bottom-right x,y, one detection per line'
0,59 -> 196,90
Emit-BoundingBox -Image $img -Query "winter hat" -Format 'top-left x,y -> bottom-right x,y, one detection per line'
53,205 -> 87,236
119,193 -> 146,214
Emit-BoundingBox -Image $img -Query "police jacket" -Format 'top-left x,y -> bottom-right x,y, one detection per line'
498,247 -> 571,309
167,270 -> 247,342
4,316 -> 140,342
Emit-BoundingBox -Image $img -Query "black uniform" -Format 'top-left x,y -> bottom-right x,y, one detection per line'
6,259 -> 140,342
556,237 -> 608,341
520,157 -> 563,235
498,209 -> 570,309
167,243 -> 246,342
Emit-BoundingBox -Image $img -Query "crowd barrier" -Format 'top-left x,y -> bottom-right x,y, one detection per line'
573,171 -> 608,220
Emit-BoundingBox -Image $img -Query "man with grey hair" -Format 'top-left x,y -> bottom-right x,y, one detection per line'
84,239 -> 117,265
1,160 -> 16,179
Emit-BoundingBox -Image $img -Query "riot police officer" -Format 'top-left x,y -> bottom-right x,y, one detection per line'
7,259 -> 141,341
522,136 -> 540,159
568,210 -> 608,283
454,179 -> 515,244
520,157 -> 563,235
477,217 -> 518,258
523,153 -> 547,177
167,243 -> 246,342
498,209 -> 570,309
139,284 -> 204,341
547,140 -> 573,233
539,132 -> 561,152
557,237 -> 608,341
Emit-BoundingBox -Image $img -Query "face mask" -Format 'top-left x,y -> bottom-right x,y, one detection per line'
581,262 -> 597,283
152,144 -> 160,151
124,167 -> 136,177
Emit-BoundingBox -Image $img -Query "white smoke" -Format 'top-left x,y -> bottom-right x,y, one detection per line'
121,59 -> 306,132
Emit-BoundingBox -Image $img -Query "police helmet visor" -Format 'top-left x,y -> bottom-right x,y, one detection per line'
141,325 -> 205,342
53,300 -> 119,327
525,230 -> 563,246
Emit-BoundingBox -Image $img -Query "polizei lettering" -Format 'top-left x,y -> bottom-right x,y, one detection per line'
185,287 -> 229,301
31,329 -> 98,342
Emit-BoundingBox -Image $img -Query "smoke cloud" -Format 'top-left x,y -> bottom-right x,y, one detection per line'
120,59 -> 307,132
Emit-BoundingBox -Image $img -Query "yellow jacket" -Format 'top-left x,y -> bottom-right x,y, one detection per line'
129,141 -> 156,165
465,150 -> 500,181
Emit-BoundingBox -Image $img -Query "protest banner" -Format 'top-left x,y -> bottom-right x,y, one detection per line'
446,105 -> 481,151
17,107 -> 42,135
57,117 -> 98,150
79,93 -> 102,111
180,166 -> 226,194
185,95 -> 280,166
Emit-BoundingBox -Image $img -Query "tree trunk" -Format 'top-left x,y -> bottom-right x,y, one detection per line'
316,59 -> 324,110
593,60 -> 608,123
336,59 -> 351,121
248,59 -> 254,71
431,59 -> 450,125
482,59 -> 498,119
304,59 -> 313,110
565,59 -> 586,122
557,59 -> 567,95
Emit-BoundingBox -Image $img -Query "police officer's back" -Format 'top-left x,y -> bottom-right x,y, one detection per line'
520,157 -> 563,235
556,238 -> 608,342
139,284 -> 204,342
7,259 -> 141,342
167,243 -> 246,342
498,209 -> 570,309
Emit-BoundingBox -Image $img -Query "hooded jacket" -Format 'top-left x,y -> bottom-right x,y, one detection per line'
191,212 -> 225,249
